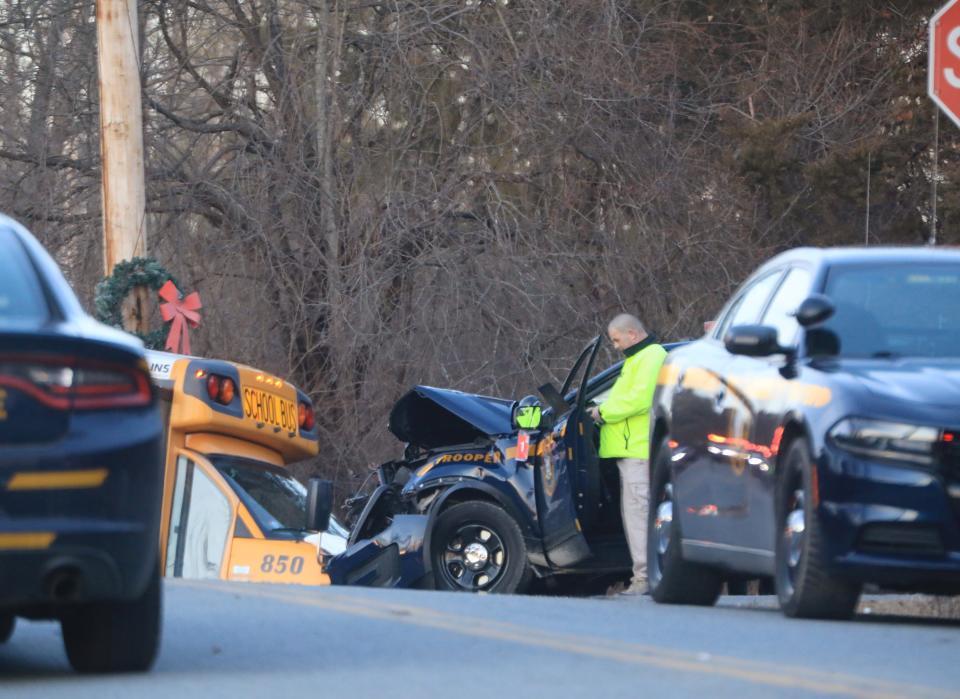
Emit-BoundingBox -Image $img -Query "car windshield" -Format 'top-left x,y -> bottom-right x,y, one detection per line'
822,263 -> 960,359
0,232 -> 48,322
211,455 -> 347,537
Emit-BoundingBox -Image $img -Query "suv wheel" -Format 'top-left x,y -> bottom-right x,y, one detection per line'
775,438 -> 860,619
61,561 -> 162,673
431,501 -> 531,593
647,439 -> 722,606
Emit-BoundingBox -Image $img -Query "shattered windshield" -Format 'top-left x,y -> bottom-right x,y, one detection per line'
211,455 -> 343,537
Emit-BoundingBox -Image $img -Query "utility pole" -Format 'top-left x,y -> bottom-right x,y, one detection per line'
96,0 -> 149,332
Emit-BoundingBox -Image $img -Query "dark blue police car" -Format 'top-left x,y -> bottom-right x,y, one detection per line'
0,217 -> 164,670
327,332 -> 690,594
649,247 -> 960,619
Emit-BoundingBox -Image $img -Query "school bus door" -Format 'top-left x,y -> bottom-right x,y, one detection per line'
163,450 -> 327,585
164,452 -> 234,579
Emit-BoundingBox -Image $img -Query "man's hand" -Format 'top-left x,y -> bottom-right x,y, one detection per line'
587,405 -> 603,423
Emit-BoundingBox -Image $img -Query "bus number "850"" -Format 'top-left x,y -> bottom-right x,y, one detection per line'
260,554 -> 305,575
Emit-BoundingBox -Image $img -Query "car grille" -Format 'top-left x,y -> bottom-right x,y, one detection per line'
856,524 -> 945,558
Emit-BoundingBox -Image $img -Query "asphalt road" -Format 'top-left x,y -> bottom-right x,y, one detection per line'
0,580 -> 958,698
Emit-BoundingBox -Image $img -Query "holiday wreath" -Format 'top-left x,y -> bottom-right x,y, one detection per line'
94,256 -> 178,350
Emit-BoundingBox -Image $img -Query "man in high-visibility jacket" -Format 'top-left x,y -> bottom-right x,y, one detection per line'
587,313 -> 667,595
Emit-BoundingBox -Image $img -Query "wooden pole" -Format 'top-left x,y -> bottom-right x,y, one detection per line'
96,0 -> 149,332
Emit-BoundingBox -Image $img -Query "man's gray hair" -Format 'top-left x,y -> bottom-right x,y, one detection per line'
608,313 -> 646,335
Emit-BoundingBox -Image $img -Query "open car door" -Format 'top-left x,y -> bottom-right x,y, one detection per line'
535,336 -> 602,568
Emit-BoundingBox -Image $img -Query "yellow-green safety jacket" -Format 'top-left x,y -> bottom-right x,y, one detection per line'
598,337 -> 667,460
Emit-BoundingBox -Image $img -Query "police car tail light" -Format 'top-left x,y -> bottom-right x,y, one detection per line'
205,373 -> 235,405
0,356 -> 151,410
828,418 -> 938,465
299,401 -> 315,431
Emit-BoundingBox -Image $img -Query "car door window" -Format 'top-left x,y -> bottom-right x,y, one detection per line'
715,271 -> 783,339
761,267 -> 813,347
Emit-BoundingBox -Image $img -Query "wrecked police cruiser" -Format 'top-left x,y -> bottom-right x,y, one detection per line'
325,337 -> 679,593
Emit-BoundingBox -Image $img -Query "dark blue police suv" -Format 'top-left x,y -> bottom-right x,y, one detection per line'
649,247 -> 960,619
0,217 -> 164,671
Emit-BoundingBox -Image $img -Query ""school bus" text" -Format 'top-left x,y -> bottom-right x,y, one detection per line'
242,387 -> 297,432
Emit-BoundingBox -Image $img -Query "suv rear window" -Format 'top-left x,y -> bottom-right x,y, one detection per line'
0,231 -> 48,321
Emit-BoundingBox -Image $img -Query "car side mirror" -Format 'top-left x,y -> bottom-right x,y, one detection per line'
724,325 -> 785,357
795,294 -> 835,328
306,477 -> 333,532
512,396 -> 543,430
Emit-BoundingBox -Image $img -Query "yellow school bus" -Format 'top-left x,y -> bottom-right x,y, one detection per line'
147,350 -> 346,586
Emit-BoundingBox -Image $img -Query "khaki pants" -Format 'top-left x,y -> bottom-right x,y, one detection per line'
617,457 -> 649,585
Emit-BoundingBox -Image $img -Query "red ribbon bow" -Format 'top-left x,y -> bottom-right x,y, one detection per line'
159,280 -> 202,355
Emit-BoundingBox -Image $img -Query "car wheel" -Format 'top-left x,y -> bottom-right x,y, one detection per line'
775,438 -> 861,619
647,439 -> 722,605
431,501 -> 531,594
61,561 -> 162,673
0,614 -> 14,644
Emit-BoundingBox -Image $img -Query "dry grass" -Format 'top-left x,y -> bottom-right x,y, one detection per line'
858,595 -> 960,621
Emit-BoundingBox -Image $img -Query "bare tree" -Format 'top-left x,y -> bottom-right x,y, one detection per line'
0,0 -> 950,490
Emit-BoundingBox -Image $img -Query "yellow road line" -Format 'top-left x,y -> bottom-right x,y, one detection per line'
186,582 -> 957,699
7,468 -> 108,490
0,532 -> 56,550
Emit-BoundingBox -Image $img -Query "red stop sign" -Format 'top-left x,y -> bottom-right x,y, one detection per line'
931,0 -> 960,127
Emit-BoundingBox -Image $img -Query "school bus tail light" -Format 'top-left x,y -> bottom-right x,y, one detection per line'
206,374 -> 221,401
0,356 -> 152,410
299,401 -> 315,431
205,373 -> 236,406
219,377 -> 236,404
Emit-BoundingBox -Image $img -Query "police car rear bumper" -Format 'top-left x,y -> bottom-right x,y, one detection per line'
0,414 -> 162,611
817,445 -> 960,592
0,529 -> 157,610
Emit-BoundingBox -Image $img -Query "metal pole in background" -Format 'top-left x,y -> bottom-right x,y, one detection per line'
865,151 -> 871,245
97,0 -> 149,332
931,109 -> 939,246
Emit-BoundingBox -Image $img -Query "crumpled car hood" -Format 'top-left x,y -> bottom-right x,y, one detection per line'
389,385 -> 514,449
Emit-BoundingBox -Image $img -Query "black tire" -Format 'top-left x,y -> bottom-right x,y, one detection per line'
647,439 -> 723,606
775,439 -> 861,619
61,561 -> 162,673
0,614 -> 14,644
431,501 -> 531,594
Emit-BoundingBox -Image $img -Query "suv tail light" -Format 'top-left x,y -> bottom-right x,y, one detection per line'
0,355 -> 152,410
